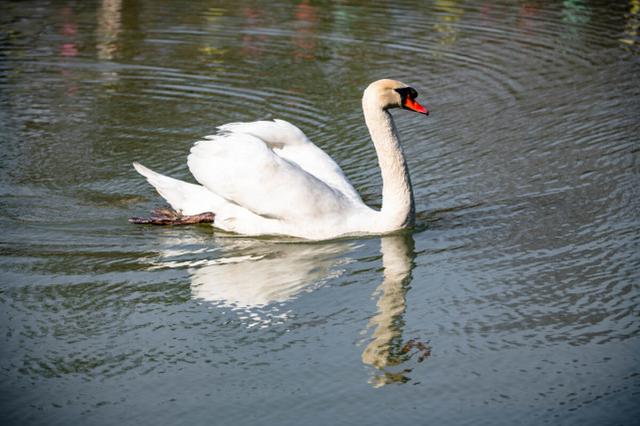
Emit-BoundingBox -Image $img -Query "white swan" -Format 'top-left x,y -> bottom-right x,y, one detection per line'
132,79 -> 429,240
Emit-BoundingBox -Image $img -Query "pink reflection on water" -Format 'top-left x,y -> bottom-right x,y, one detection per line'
61,43 -> 78,57
60,6 -> 79,57
292,0 -> 318,60
58,6 -> 79,97
516,3 -> 541,36
241,6 -> 268,58
63,23 -> 76,37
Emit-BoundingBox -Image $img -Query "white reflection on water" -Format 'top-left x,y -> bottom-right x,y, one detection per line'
148,232 -> 426,382
433,0 -> 464,46
96,0 -> 122,60
361,233 -> 429,387
621,0 -> 640,47
148,235 -> 356,326
189,239 -> 355,308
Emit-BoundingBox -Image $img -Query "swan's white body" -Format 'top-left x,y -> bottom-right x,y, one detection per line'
133,79 -> 427,240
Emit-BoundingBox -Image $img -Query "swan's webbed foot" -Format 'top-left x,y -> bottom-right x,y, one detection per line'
129,208 -> 215,226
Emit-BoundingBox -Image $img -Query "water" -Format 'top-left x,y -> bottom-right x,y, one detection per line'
1,0 -> 639,424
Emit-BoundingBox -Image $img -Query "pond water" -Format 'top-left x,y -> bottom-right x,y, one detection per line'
1,0 -> 639,424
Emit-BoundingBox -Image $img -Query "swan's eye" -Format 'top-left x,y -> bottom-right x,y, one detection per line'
395,87 -> 429,115
394,87 -> 418,101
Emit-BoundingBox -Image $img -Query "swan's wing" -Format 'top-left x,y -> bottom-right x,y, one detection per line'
132,162 -> 223,215
216,119 -> 362,202
217,119 -> 308,148
187,132 -> 353,223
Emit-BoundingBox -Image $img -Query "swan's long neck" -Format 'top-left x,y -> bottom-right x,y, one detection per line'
363,99 -> 415,231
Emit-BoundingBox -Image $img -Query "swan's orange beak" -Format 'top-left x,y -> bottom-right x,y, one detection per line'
403,97 -> 429,115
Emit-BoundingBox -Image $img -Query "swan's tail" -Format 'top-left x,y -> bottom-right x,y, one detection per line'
132,162 -> 221,216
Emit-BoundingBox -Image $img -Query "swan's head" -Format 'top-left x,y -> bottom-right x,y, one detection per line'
363,79 -> 429,116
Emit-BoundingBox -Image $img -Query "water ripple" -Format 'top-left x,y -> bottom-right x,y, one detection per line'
1,0 -> 639,423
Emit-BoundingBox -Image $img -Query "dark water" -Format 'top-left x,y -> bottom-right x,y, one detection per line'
1,0 -> 639,424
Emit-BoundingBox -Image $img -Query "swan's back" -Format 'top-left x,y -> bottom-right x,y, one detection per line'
212,119 -> 362,202
186,121 -> 360,224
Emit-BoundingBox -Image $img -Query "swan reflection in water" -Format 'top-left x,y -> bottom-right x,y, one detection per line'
150,232 -> 428,384
188,238 -> 354,311
150,236 -> 356,326
362,233 -> 430,387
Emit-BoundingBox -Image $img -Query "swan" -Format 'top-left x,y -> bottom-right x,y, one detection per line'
131,79 -> 429,240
